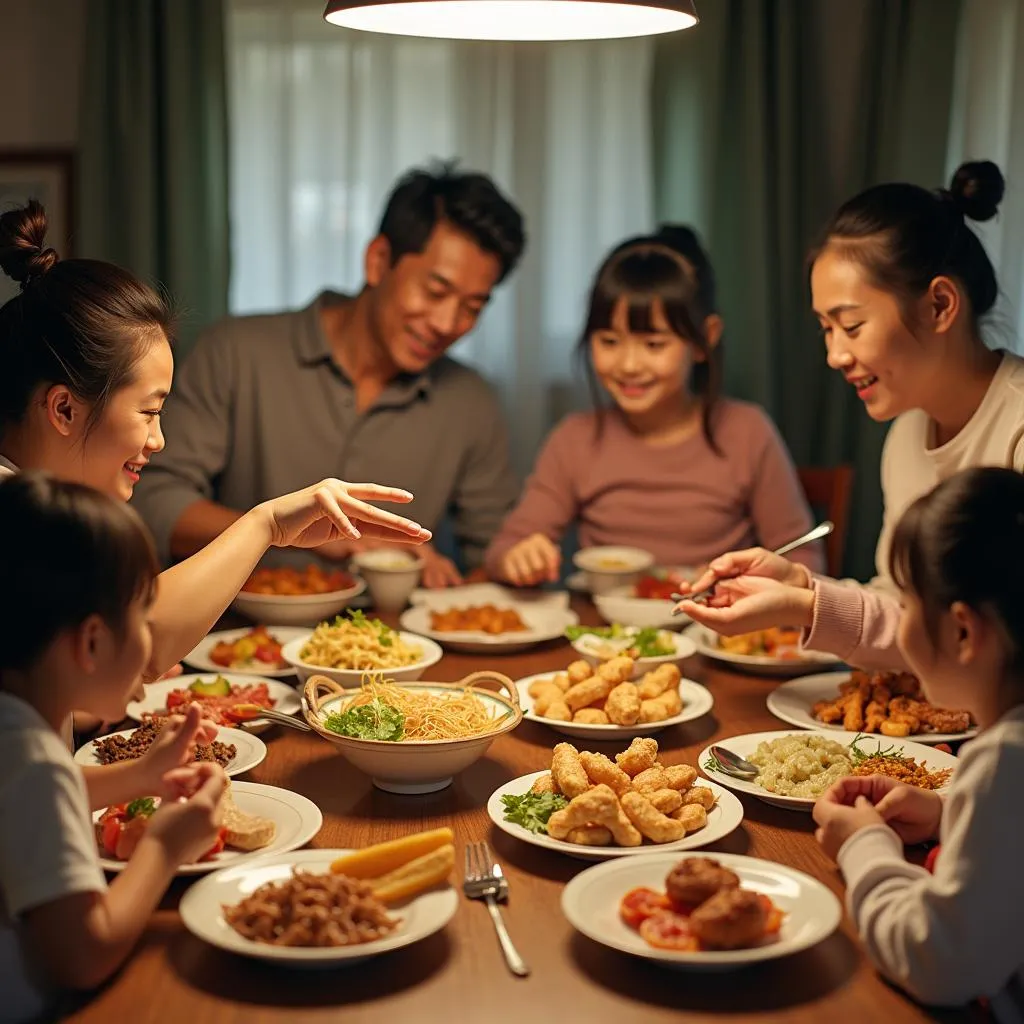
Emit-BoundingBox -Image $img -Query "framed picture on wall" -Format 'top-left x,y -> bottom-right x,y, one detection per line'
0,149 -> 75,306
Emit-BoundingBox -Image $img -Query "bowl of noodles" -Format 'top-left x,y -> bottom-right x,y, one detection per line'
302,672 -> 522,793
281,611 -> 443,685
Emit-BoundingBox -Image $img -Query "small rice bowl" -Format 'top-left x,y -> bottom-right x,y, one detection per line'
748,735 -> 853,798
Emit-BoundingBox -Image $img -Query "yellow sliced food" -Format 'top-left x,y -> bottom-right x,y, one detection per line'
329,827 -> 454,879
369,844 -> 455,904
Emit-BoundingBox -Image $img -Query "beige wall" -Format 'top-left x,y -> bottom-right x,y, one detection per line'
0,0 -> 86,148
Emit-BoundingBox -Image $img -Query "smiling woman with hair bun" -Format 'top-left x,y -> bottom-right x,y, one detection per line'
674,160 -> 1024,674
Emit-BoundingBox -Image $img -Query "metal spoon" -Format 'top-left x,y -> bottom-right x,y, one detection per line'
671,520 -> 835,609
707,745 -> 760,780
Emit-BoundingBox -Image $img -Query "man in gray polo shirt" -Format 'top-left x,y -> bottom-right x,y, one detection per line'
132,163 -> 525,587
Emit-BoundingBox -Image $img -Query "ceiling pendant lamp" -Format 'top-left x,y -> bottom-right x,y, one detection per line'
323,0 -> 698,42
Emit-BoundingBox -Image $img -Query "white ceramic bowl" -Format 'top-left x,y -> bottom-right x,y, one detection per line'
350,550 -> 424,612
569,629 -> 697,679
281,630 -> 443,687
572,546 -> 655,595
594,586 -> 686,629
231,577 -> 367,627
303,672 -> 522,793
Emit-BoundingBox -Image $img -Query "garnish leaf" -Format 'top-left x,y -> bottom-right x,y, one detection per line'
500,791 -> 569,834
323,699 -> 405,742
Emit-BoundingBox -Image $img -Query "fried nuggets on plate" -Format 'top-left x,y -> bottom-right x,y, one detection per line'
529,660 -> 685,726
534,738 -> 714,848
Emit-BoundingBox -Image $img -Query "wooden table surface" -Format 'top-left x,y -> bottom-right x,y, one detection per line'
69,601 -> 978,1024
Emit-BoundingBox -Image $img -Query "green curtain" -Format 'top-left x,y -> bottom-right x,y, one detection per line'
77,0 -> 230,357
653,0 -> 962,579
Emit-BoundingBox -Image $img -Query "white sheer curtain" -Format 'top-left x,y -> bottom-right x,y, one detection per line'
947,0 -> 1024,351
226,0 -> 654,473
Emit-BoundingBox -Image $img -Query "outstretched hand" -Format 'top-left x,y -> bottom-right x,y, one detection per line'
259,479 -> 432,550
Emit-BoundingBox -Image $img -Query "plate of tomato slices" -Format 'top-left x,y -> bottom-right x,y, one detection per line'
93,782 -> 322,876
185,626 -> 308,678
561,851 -> 841,969
126,673 -> 301,729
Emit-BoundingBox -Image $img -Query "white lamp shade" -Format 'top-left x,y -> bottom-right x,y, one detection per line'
323,0 -> 698,41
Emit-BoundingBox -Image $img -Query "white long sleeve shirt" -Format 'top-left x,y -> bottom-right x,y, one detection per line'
837,704 -> 1024,1020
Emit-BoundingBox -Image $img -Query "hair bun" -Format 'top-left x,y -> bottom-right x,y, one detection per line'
0,199 -> 58,289
948,160 -> 1005,222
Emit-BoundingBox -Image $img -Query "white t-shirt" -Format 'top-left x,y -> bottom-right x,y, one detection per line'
874,349 -> 1024,583
838,704 -> 1024,1019
0,693 -> 107,1022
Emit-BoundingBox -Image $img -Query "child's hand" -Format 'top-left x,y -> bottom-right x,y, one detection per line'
502,534 -> 561,587
137,705 -> 219,797
812,794 -> 885,860
874,783 -> 944,846
817,774 -> 943,846
147,763 -> 227,865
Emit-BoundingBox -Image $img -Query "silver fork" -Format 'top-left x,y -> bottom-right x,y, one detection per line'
463,842 -> 530,977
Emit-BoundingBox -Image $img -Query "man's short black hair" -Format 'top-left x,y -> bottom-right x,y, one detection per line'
377,161 -> 526,284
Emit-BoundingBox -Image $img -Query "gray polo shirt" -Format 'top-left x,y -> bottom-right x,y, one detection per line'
131,291 -> 519,569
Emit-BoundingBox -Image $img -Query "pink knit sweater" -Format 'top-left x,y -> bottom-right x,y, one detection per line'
484,400 -> 824,578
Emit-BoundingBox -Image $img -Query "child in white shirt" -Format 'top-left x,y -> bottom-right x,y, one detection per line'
0,473 -> 227,1022
813,466 -> 1024,1020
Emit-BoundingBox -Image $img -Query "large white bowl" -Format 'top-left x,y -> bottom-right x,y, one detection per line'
303,672 -> 522,793
594,586 -> 687,629
231,577 -> 367,627
572,546 -> 654,595
281,630 -> 443,687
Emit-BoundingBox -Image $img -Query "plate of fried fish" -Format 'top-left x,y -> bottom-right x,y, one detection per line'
487,739 -> 743,860
766,669 -> 977,745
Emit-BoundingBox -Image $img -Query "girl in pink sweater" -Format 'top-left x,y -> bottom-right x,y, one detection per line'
675,161 -> 1024,670
484,227 -> 822,586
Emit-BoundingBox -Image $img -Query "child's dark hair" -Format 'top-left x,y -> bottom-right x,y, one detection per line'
889,467 -> 1024,675
0,472 -> 159,673
0,200 -> 174,437
810,160 -> 1004,331
578,224 -> 722,452
377,161 -> 526,284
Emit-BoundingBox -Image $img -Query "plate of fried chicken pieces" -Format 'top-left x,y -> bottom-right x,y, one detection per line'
488,738 -> 744,860
767,668 -> 977,745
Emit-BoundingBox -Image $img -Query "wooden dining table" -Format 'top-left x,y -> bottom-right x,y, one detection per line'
69,598 -> 981,1024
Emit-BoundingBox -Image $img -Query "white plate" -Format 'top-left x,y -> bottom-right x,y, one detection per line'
570,630 -> 697,677
184,626 -> 310,678
698,729 -> 958,811
180,847 -> 457,966
74,725 -> 266,778
94,782 -> 322,875
400,588 -> 579,654
487,771 -> 743,860
766,672 -> 978,745
516,673 -> 714,738
562,851 -> 842,969
688,625 -> 842,677
125,674 -> 302,728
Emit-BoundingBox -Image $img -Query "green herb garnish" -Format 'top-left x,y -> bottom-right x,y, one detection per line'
500,791 -> 569,834
564,624 -> 674,658
701,753 -> 725,775
848,734 -> 908,764
126,797 -> 157,819
323,698 -> 405,742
